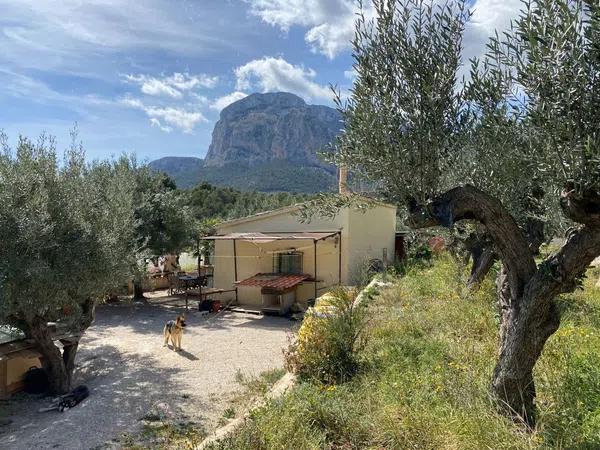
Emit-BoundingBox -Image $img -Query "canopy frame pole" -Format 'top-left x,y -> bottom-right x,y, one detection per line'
338,231 -> 342,286
233,239 -> 238,283
314,240 -> 318,299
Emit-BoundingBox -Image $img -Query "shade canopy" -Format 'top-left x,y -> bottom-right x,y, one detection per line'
202,231 -> 339,243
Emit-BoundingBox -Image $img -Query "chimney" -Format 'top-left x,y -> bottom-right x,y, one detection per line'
338,165 -> 348,194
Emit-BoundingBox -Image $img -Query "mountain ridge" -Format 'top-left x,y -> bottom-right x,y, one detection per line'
149,92 -> 342,192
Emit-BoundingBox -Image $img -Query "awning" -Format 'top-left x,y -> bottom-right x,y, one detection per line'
236,273 -> 313,290
202,231 -> 339,243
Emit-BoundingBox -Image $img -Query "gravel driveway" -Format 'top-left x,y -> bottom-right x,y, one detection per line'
0,297 -> 294,450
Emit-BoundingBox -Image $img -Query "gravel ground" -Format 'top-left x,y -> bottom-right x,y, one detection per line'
0,295 -> 294,450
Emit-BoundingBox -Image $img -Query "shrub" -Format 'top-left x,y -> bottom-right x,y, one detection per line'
285,288 -> 367,385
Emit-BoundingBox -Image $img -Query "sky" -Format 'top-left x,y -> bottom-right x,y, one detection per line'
0,0 -> 521,162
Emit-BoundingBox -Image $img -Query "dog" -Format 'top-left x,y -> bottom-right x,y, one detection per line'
163,315 -> 186,351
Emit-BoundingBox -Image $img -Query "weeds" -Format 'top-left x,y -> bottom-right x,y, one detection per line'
208,254 -> 600,449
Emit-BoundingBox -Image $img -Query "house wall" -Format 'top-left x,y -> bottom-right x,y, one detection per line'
345,206 -> 397,284
218,208 -> 349,235
212,237 -> 340,306
211,203 -> 396,306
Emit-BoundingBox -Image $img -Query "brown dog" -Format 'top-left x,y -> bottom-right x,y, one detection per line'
163,315 -> 186,351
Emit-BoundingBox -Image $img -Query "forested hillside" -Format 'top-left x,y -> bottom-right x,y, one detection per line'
149,158 -> 336,192
184,182 -> 311,222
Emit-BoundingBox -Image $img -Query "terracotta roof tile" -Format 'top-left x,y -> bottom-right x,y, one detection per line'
236,273 -> 311,290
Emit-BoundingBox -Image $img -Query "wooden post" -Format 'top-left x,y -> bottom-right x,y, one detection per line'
383,248 -> 388,281
0,359 -> 7,400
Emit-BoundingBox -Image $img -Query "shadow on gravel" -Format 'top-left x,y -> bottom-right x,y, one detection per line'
0,344 -> 206,450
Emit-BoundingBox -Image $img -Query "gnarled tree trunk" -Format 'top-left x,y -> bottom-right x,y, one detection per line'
492,273 -> 560,423
27,316 -> 71,394
133,280 -> 146,300
468,243 -> 496,288
408,185 -> 600,427
25,298 -> 96,395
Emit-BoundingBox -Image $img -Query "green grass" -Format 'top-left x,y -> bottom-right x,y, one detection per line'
206,254 -> 600,449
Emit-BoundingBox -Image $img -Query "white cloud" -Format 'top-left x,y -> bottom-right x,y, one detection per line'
0,0 -> 248,75
145,106 -> 206,134
246,0 -> 372,59
247,0 -> 519,62
120,97 -> 207,133
149,117 -> 173,133
123,73 -> 218,99
464,0 -> 521,62
210,91 -> 249,111
343,68 -> 357,80
234,57 -> 332,102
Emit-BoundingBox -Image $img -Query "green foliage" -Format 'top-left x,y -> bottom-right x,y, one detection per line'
331,0 -> 470,204
461,0 -> 600,232
121,420 -> 206,450
329,0 -> 599,231
481,0 -> 600,195
285,288 -> 367,385
147,156 -> 204,189
0,133 -> 139,326
133,168 -> 192,257
208,256 -> 600,449
185,181 -> 310,223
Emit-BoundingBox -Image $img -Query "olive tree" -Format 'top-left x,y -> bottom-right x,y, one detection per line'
130,168 -> 192,298
0,133 -> 169,394
329,0 -> 600,426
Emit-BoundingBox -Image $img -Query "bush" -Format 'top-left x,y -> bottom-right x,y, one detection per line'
285,288 -> 367,385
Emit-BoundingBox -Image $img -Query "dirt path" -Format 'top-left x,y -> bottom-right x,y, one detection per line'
0,300 -> 293,450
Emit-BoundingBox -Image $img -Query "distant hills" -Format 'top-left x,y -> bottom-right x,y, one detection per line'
148,157 -> 336,192
148,92 -> 341,193
148,156 -> 205,188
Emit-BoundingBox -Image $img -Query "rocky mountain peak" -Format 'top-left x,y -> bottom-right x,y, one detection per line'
204,92 -> 341,169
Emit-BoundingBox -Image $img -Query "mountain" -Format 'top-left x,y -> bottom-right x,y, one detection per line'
148,157 -> 204,189
149,92 -> 342,192
205,92 -> 342,169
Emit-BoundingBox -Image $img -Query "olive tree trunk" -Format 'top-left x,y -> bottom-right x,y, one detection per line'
27,316 -> 71,394
408,185 -> 600,427
468,243 -> 496,288
133,280 -> 146,300
25,298 -> 96,395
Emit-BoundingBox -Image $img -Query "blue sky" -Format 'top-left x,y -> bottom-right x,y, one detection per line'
0,0 -> 520,162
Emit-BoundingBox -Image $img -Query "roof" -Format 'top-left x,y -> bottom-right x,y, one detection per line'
236,273 -> 312,290
203,231 -> 340,242
218,196 -> 397,228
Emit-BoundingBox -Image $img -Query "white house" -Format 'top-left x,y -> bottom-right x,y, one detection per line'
204,198 -> 397,313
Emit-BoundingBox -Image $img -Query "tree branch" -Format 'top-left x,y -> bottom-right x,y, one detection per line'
407,185 -> 537,295
526,225 -> 600,301
560,185 -> 600,226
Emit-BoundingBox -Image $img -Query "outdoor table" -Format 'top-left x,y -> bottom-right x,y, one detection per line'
178,275 -> 201,291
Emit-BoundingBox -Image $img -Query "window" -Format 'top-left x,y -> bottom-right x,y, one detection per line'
274,251 -> 303,274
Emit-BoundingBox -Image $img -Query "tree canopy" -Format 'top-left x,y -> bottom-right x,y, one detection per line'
328,0 -> 600,426
0,133 -> 195,393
